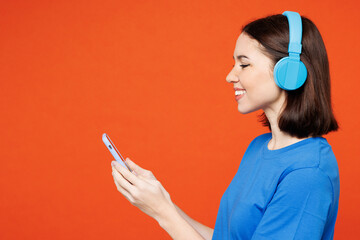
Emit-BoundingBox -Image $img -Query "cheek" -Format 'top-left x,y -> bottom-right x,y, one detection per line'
242,70 -> 275,92
243,71 -> 280,100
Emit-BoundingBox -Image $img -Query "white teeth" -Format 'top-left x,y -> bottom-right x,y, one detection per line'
235,90 -> 246,96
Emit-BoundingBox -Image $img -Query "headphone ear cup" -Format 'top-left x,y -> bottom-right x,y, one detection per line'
274,57 -> 308,90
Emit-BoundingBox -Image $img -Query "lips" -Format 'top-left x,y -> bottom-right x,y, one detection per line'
234,88 -> 246,101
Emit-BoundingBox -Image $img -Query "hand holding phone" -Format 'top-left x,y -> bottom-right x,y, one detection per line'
102,133 -> 131,171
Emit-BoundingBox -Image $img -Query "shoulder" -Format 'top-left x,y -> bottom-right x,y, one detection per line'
277,138 -> 340,203
279,167 -> 333,195
276,167 -> 335,217
273,167 -> 334,210
279,137 -> 338,173
263,137 -> 339,200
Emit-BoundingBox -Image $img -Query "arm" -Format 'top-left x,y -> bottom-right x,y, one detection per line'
111,158 -> 209,240
174,204 -> 214,240
156,203 -> 205,240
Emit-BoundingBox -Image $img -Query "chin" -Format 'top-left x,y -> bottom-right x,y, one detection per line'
237,105 -> 258,114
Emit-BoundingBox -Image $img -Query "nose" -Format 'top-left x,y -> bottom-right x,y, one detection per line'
226,67 -> 239,83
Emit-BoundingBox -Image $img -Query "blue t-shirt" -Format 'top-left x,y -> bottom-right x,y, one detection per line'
212,133 -> 340,240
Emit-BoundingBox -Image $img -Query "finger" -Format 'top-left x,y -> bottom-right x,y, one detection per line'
112,174 -> 135,202
112,161 -> 140,186
112,166 -> 136,192
125,158 -> 147,175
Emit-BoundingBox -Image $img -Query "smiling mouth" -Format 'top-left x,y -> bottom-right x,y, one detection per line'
235,90 -> 246,96
235,90 -> 246,101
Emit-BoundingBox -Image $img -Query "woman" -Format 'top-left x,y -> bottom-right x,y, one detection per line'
111,11 -> 340,240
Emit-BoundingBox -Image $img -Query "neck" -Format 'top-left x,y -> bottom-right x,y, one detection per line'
264,106 -> 310,150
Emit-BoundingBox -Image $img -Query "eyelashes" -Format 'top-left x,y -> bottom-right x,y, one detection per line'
232,64 -> 250,69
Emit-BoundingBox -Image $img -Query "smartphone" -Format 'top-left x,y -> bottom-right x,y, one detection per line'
102,133 -> 131,171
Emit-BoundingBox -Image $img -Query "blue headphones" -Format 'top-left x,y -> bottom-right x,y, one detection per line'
274,11 -> 308,90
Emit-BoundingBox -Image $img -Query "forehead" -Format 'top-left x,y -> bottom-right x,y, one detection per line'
234,33 -> 265,59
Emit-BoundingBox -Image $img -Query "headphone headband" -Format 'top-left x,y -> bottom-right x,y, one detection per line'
273,11 -> 308,90
282,11 -> 303,54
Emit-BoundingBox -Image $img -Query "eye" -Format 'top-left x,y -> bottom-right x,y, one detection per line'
232,64 -> 250,69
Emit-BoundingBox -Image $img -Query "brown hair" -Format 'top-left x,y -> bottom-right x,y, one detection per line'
242,14 -> 338,138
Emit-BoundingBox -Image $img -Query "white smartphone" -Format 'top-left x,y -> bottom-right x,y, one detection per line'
102,133 -> 131,171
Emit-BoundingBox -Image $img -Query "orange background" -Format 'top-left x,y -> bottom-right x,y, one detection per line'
1,0 -> 359,239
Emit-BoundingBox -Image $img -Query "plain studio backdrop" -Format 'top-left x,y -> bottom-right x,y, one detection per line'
0,0 -> 359,239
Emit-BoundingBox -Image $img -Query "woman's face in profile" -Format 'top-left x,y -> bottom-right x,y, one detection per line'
226,33 -> 286,115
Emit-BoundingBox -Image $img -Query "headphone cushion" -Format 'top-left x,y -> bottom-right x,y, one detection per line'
274,57 -> 308,90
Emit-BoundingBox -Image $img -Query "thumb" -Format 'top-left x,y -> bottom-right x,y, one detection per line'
125,158 -> 146,175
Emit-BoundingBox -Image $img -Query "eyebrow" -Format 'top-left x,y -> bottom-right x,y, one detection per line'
233,55 -> 250,60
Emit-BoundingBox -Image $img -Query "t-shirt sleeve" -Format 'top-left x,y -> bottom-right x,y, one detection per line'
251,167 -> 333,240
